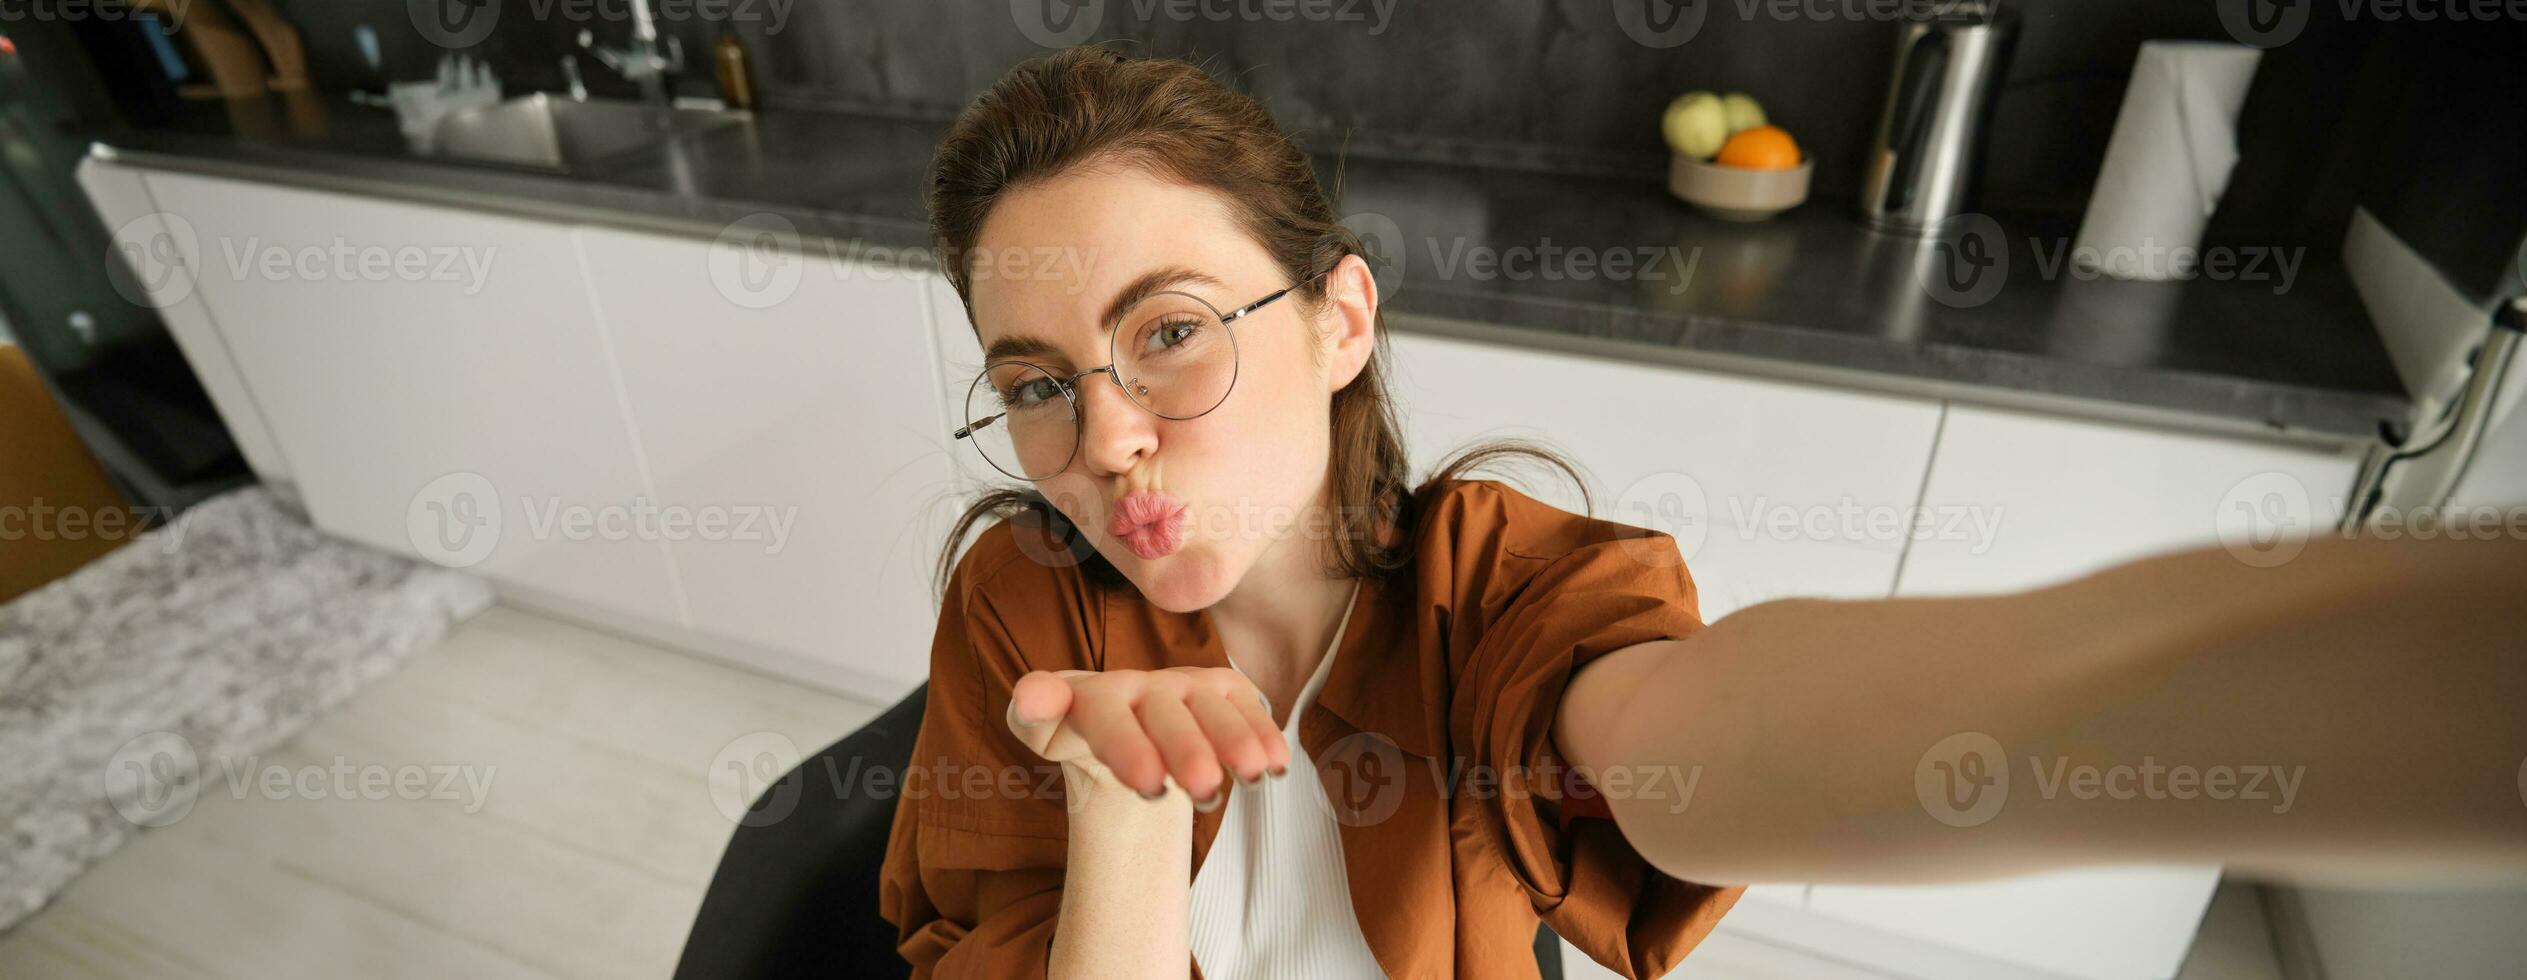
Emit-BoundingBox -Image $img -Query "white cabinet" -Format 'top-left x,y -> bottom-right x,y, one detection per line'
575,225 -> 960,692
135,171 -> 681,618
75,159 -> 291,482
1797,404 -> 2366,980
1382,330 -> 1941,622
1895,406 -> 2367,596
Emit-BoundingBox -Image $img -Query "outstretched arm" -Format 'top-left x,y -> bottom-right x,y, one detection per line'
1556,532 -> 2527,887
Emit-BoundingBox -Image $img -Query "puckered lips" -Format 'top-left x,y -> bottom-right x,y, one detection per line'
1109,490 -> 1187,560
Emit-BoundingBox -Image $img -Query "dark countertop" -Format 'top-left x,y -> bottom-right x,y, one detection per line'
91,99 -> 2408,445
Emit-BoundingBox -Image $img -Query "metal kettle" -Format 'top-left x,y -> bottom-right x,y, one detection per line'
1860,1 -> 2019,235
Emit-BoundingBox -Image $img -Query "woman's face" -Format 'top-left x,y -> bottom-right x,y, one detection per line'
966,163 -> 1373,613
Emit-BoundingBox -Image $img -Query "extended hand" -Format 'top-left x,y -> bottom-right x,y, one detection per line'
1005,667 -> 1291,804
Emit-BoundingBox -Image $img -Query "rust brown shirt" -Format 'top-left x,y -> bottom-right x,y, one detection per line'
879,478 -> 1742,978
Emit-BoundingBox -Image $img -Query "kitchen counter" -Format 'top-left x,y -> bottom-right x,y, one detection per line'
90,98 -> 2408,444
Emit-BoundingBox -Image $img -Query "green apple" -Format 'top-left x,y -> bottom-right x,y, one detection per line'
1663,91 -> 1728,159
1721,92 -> 1767,135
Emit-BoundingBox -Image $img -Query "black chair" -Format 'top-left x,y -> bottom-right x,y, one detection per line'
671,682 -> 1564,979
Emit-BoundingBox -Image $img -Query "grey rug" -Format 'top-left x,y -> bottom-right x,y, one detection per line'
0,484 -> 495,932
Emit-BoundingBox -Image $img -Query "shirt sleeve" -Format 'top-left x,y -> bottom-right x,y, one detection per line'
1451,517 -> 1743,980
878,540 -> 1075,978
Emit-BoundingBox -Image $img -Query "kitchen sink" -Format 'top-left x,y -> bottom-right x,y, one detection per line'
425,93 -> 742,172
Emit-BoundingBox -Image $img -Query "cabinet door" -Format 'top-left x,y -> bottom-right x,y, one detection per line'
1383,331 -> 1940,620
77,160 -> 291,482
579,225 -> 960,694
137,171 -> 679,616
1803,404 -> 2366,980
1895,406 -> 2366,595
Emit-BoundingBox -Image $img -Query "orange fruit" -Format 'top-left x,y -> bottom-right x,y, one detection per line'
1714,125 -> 1800,170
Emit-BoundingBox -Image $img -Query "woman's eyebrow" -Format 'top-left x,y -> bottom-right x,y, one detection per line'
1099,266 -> 1224,329
981,266 -> 1226,365
980,334 -> 1066,365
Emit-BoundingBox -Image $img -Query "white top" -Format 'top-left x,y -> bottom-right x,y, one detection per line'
1189,580 -> 1385,979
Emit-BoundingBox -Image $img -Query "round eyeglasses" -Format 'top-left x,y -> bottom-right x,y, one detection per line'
953,280 -> 1309,482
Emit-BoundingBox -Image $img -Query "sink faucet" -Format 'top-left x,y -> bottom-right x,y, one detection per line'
575,0 -> 682,105
560,53 -> 588,101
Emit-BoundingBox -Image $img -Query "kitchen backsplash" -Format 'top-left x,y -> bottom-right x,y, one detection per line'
268,0 -> 2242,211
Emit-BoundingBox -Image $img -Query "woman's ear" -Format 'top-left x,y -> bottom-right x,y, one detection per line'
1321,252 -> 1380,393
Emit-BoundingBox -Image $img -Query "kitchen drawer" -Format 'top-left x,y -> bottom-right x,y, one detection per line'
578,223 -> 961,692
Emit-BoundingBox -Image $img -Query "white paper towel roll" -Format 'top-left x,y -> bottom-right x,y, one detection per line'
2071,42 -> 2263,281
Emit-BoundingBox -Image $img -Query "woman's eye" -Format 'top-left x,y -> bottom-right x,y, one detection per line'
1145,317 -> 1202,354
1005,378 -> 1060,409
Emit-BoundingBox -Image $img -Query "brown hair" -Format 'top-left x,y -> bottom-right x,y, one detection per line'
929,46 -> 1587,596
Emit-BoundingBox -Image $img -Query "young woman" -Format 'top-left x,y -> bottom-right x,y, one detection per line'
877,47 -> 2527,979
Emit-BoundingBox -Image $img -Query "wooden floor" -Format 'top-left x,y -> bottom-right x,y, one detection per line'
0,606 -> 884,980
0,605 -> 2283,980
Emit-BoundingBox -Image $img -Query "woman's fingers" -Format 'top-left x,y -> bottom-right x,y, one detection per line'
1005,670 -> 1076,758
1220,681 -> 1292,773
1186,692 -> 1271,783
1138,694 -> 1226,804
1064,684 -> 1169,796
1005,668 -> 1288,803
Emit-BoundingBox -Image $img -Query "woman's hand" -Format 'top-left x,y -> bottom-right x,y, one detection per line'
1005,667 -> 1292,804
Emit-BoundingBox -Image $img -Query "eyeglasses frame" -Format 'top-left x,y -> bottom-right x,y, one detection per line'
951,274 -> 1320,482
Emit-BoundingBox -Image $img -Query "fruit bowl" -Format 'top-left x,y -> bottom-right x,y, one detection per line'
1669,153 -> 1812,222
